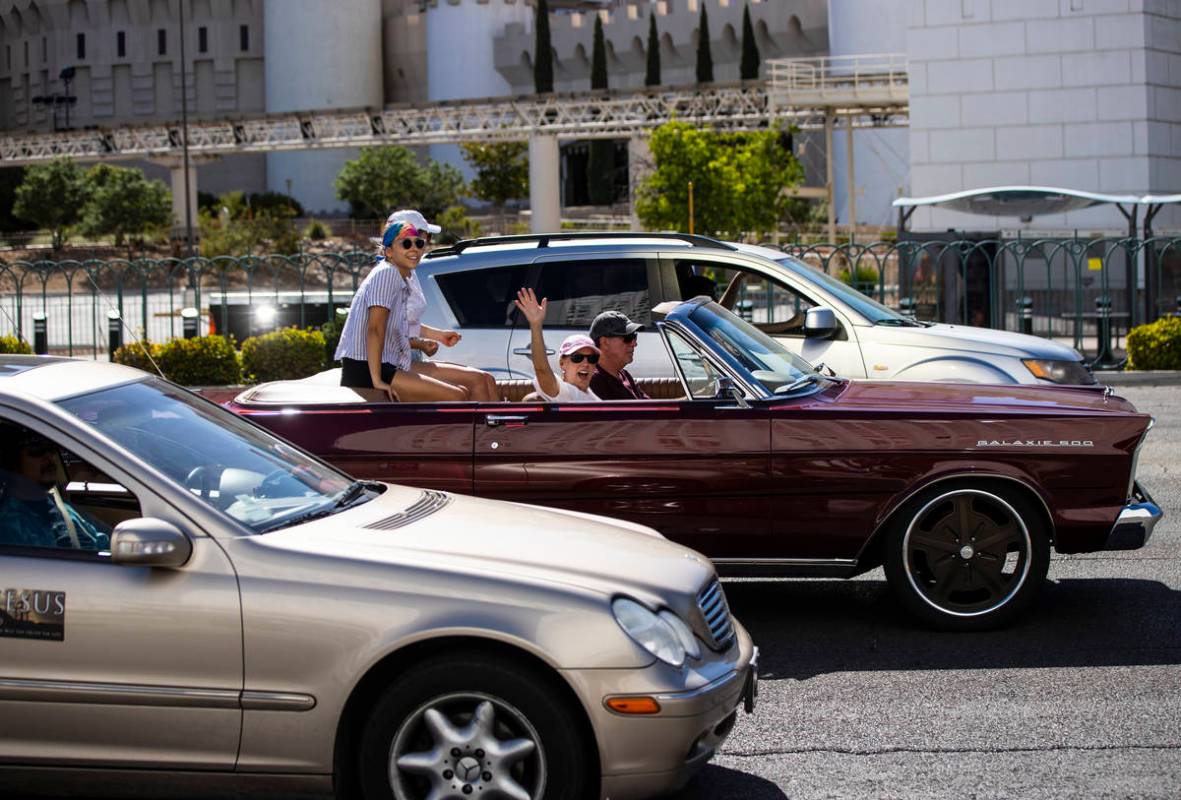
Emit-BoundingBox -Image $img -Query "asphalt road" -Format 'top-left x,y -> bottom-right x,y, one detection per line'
681,384 -> 1181,800
9,386 -> 1180,800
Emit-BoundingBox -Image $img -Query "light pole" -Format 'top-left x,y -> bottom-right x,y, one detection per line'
179,0 -> 194,257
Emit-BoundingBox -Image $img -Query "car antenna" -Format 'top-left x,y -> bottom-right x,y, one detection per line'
82,272 -> 166,379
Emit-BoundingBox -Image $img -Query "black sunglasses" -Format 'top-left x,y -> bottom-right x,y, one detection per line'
566,352 -> 600,364
398,237 -> 428,250
617,333 -> 638,344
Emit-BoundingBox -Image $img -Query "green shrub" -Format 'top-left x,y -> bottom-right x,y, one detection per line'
241,327 -> 326,383
321,310 -> 348,366
156,335 -> 242,386
837,265 -> 880,288
0,334 -> 32,354
1126,316 -> 1181,370
303,219 -> 330,240
112,340 -> 163,373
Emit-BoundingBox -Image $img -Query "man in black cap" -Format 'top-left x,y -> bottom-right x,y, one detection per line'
588,310 -> 650,400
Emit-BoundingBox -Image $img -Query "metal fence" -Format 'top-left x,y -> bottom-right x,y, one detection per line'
2,236 -> 1179,363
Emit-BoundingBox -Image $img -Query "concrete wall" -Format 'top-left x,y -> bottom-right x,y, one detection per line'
906,0 -> 1181,233
263,0 -> 383,215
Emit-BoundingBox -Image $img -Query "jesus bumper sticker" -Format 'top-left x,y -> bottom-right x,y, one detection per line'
0,588 -> 66,641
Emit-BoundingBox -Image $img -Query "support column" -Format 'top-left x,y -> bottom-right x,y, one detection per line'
529,134 -> 561,234
845,114 -> 856,240
824,113 -> 836,243
158,158 -> 200,247
628,134 -> 652,232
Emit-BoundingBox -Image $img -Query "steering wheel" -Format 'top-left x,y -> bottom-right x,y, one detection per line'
184,464 -> 223,501
256,468 -> 294,498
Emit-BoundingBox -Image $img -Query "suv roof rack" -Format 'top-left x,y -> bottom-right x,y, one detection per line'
425,231 -> 737,258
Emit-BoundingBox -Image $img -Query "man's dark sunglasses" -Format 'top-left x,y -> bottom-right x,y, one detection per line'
399,237 -> 428,250
567,352 -> 600,364
616,332 -> 638,344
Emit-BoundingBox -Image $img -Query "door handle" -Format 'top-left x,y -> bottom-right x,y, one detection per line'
485,414 -> 530,427
513,347 -> 555,356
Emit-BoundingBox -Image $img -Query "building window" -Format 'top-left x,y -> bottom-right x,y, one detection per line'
198,26 -> 208,53
24,40 -> 29,67
240,25 -> 249,52
76,33 -> 86,60
117,31 -> 126,58
158,29 -> 167,56
41,37 -> 47,62
5,45 -> 10,69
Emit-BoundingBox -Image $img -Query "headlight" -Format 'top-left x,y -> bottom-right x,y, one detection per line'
612,598 -> 686,667
658,609 -> 702,661
1022,358 -> 1096,385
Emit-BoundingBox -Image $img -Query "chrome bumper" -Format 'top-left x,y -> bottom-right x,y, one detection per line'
1104,482 -> 1163,550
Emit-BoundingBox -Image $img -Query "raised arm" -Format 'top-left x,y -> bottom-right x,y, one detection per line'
513,287 -> 560,398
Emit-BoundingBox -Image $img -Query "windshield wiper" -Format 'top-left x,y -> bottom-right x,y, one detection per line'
333,480 -> 377,510
256,506 -> 337,534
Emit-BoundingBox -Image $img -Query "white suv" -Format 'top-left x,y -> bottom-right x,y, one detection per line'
412,233 -> 1095,385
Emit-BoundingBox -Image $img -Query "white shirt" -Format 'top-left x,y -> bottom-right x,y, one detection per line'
333,260 -> 412,370
405,270 -> 427,338
534,378 -> 601,403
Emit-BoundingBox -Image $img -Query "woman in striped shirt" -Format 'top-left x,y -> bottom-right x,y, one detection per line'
334,211 -> 483,401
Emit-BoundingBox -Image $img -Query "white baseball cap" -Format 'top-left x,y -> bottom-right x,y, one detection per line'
385,209 -> 441,235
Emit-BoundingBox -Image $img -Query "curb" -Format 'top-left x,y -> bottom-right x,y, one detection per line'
1093,371 -> 1181,386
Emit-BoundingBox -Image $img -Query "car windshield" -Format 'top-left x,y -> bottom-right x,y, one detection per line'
58,378 -> 367,533
687,301 -> 815,393
773,256 -> 921,326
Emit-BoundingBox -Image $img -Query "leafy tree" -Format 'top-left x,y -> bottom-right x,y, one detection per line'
533,0 -> 554,93
0,167 -> 26,234
645,12 -> 661,87
198,189 -> 300,256
461,141 -> 529,223
635,121 -> 804,239
695,6 -> 714,84
587,15 -> 616,205
334,145 -> 466,221
79,164 -> 172,251
12,157 -> 87,249
248,190 -> 304,217
740,3 -> 760,81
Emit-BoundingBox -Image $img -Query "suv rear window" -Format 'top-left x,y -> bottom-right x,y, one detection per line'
436,264 -> 530,327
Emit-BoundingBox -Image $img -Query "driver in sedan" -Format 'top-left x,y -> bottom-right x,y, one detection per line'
0,424 -> 110,551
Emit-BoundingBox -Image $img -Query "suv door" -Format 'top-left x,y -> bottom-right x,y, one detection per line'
505,254 -> 672,379
661,256 -> 868,378
0,413 -> 243,769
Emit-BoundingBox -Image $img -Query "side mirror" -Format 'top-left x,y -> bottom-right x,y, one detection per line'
804,307 -> 839,339
111,518 -> 193,568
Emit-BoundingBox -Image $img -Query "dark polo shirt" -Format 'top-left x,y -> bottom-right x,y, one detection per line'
590,366 -> 649,400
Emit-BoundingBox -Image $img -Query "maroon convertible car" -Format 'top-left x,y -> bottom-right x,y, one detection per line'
228,298 -> 1162,630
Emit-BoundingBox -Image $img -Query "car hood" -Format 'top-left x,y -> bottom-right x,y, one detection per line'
819,379 -> 1137,415
260,484 -> 715,601
867,322 -> 1083,361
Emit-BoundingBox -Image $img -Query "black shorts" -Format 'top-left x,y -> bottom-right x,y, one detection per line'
340,357 -> 398,388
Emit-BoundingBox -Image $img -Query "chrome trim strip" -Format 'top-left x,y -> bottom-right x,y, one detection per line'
712,558 -> 858,567
1105,499 -> 1163,550
241,690 -> 317,712
0,678 -> 239,708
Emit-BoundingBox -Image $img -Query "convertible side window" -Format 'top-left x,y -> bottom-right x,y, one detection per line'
665,328 -> 722,400
674,260 -> 818,337
0,420 -> 140,557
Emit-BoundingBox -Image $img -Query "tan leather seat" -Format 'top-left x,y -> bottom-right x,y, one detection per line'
495,376 -> 685,402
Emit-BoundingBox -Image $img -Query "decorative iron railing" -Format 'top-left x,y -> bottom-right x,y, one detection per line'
2,236 -> 1178,364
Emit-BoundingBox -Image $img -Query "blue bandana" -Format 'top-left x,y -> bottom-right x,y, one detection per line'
381,222 -> 407,249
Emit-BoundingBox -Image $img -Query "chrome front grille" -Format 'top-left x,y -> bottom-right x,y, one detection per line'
696,578 -> 734,650
364,490 -> 452,530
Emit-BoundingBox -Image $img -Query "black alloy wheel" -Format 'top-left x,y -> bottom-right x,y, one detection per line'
358,654 -> 588,800
885,486 -> 1050,631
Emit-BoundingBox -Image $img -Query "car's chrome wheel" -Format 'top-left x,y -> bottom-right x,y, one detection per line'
358,654 -> 587,800
390,692 -> 544,800
885,486 -> 1050,630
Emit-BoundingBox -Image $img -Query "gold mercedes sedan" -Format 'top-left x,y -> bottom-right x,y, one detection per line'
0,356 -> 757,800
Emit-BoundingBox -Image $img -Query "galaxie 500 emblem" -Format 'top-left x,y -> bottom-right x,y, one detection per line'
0,588 -> 66,641
976,439 -> 1094,447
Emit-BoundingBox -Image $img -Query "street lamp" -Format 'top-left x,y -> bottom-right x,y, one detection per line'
31,67 -> 78,132
179,0 -> 194,257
